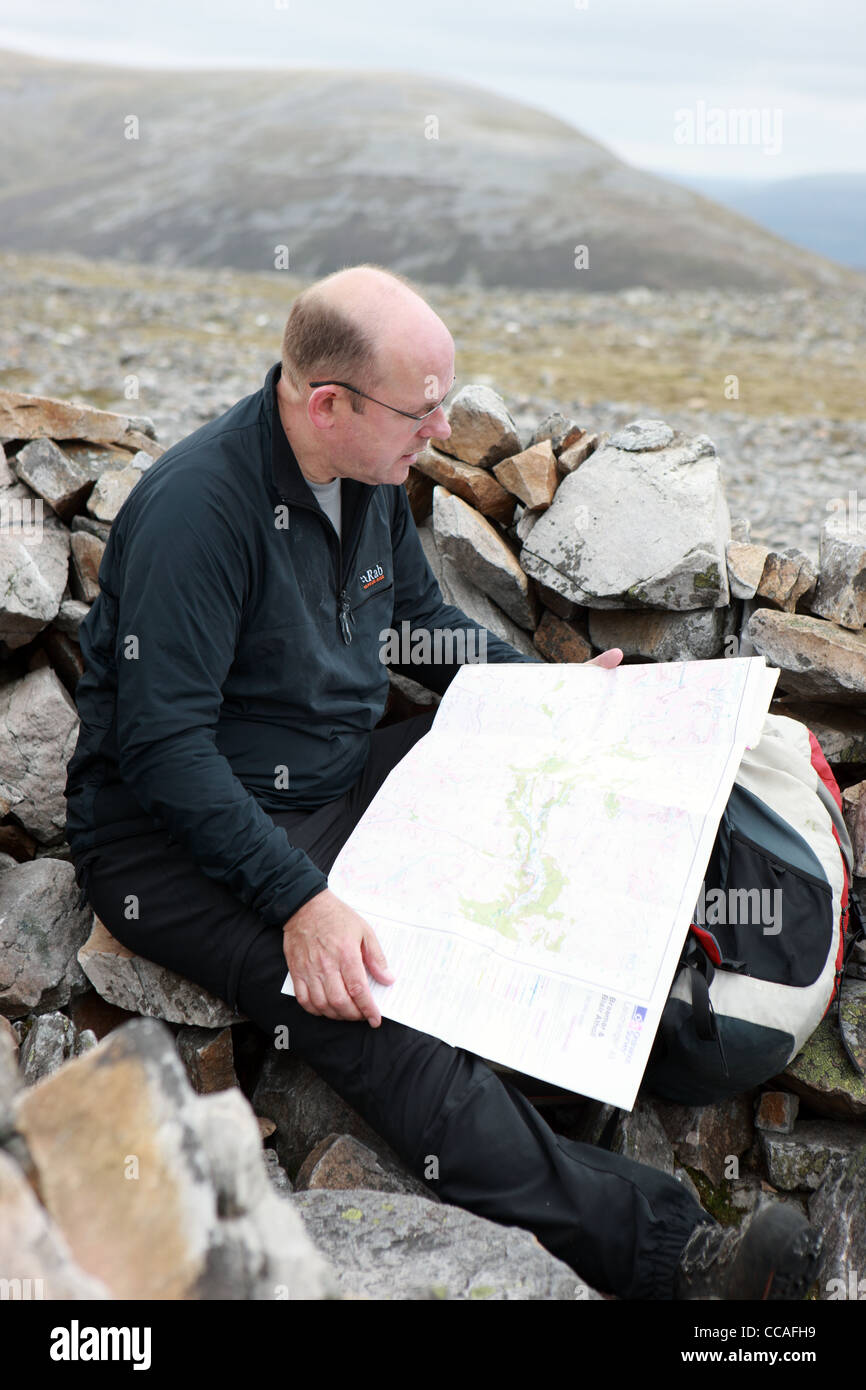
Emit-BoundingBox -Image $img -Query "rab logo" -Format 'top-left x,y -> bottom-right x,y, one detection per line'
359,563 -> 385,589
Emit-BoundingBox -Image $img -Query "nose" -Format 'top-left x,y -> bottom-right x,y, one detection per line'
419,403 -> 451,443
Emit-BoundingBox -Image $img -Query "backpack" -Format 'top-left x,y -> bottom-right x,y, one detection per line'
644,712 -> 865,1106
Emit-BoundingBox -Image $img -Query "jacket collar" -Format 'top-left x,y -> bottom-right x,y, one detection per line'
265,360 -> 376,526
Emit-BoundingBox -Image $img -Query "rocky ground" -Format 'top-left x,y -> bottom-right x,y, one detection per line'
1,249 -> 865,1302
2,249 -> 865,563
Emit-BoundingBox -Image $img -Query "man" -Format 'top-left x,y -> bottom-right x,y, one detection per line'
65,264 -> 820,1300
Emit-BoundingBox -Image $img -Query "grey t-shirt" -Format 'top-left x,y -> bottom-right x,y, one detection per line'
303,473 -> 342,538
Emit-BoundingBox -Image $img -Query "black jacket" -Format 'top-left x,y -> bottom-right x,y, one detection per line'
64,361 -> 539,929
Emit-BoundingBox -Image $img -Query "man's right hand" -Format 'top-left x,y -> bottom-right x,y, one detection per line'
281,888 -> 394,1027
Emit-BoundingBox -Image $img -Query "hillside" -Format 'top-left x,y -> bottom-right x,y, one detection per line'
0,48 -> 860,293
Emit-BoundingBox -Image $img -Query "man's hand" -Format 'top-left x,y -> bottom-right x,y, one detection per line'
584,647 -> 623,668
282,887 -> 393,1027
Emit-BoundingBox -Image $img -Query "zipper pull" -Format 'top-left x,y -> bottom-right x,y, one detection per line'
338,589 -> 354,644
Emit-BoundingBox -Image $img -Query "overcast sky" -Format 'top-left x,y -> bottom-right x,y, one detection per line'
2,0 -> 863,180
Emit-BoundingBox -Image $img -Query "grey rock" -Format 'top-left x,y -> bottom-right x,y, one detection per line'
588,604 -> 735,661
263,1146 -> 294,1196
811,516 -> 866,631
289,1189 -> 601,1300
0,666 -> 79,842
0,1149 -> 111,1299
809,1143 -> 866,1300
726,540 -> 770,600
53,598 -> 91,639
13,1017 -> 336,1300
0,1018 -> 20,1140
70,513 -> 112,543
654,1095 -> 753,1188
610,1096 -> 676,1174
418,519 -> 538,658
608,419 -> 674,451
295,1132 -> 437,1200
69,530 -> 104,604
252,1051 -> 419,1186
18,1010 -> 80,1084
773,701 -> 866,767
761,1120 -> 866,1192
11,437 -> 92,521
431,384 -> 521,469
520,427 -> 731,611
86,465 -> 141,522
431,487 -> 540,631
0,482 -> 71,649
778,978 -> 866,1119
749,609 -> 866,704
77,917 -> 244,1027
529,412 -> 582,454
0,859 -> 92,1020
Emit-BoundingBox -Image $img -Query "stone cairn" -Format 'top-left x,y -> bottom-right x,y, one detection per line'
0,382 -> 864,1301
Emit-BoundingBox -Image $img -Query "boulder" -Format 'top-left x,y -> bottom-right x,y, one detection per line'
777,979 -> 866,1119
69,530 -> 105,604
520,426 -> 730,611
252,1051 -> 419,1186
492,440 -> 558,510
11,438 -> 92,521
418,530 -> 537,659
588,605 -> 734,662
412,444 -> 515,523
0,482 -> 71,650
0,859 -> 92,1020
86,464 -> 141,523
0,667 -> 79,842
77,917 -> 244,1027
755,547 -> 817,612
18,1009 -> 96,1085
760,1119 -> 866,1191
809,1144 -> 866,1300
0,1150 -> 111,1300
432,486 -> 540,631
288,1189 -> 601,1300
12,1017 -> 335,1299
430,385 -> 521,469
295,1132 -> 437,1200
0,387 -> 161,459
653,1095 -> 753,1187
749,609 -> 866,703
726,540 -> 770,601
532,611 -> 591,663
811,515 -> 866,631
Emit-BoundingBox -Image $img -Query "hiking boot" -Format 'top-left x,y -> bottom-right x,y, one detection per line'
674,1199 -> 822,1300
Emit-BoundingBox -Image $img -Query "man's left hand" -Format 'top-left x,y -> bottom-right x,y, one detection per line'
584,647 -> 623,668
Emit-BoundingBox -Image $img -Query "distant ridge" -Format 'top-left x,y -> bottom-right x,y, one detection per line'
0,48 -> 859,292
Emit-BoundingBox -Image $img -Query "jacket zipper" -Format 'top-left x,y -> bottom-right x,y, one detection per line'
279,490 -> 377,646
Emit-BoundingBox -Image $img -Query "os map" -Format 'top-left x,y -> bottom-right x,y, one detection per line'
283,658 -> 778,1108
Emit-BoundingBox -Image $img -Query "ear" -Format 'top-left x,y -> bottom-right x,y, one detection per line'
307,385 -> 339,430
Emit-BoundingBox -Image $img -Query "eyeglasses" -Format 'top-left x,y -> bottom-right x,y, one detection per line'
308,376 -> 456,421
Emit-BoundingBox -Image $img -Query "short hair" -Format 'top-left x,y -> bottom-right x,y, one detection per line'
281,264 -> 424,414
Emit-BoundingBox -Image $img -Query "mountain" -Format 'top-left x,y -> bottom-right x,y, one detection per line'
661,172 -> 866,272
0,48 -> 860,292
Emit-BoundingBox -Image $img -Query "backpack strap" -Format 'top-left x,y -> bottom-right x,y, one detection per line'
683,935 -> 731,1080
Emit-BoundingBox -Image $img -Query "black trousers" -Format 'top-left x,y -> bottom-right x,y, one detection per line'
73,710 -> 712,1299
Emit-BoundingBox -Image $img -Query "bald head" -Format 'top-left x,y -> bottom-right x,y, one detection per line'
281,263 -> 454,412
